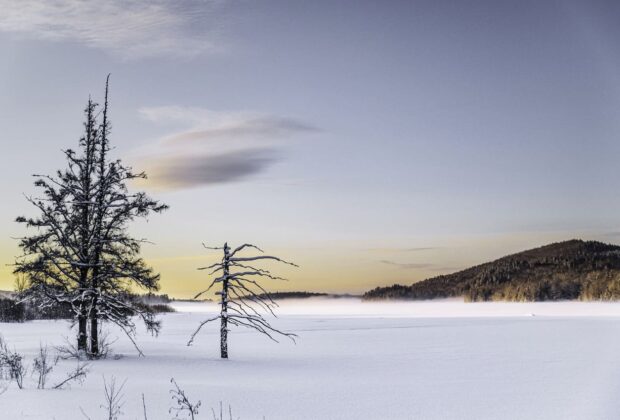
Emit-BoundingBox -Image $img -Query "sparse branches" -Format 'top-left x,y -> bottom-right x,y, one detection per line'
14,274 -> 28,294
211,402 -> 239,420
52,361 -> 90,389
189,242 -> 297,358
0,336 -> 88,391
169,378 -> 201,420
55,335 -> 85,360
88,328 -> 117,360
32,343 -> 57,389
0,336 -> 27,389
101,376 -> 126,420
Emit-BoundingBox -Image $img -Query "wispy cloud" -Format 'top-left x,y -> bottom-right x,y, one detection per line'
139,106 -> 317,147
366,246 -> 439,253
0,0 -> 225,58
379,260 -> 433,270
136,106 -> 317,190
147,148 -> 279,189
380,260 -> 461,273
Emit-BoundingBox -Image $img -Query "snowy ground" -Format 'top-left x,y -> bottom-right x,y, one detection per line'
2,298 -> 620,419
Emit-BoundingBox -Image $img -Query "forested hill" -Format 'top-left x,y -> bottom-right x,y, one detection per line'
363,240 -> 620,301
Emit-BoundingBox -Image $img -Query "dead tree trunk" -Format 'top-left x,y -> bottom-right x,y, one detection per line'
189,242 -> 298,359
219,244 -> 230,359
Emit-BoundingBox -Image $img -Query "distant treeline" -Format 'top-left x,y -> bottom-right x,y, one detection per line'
0,297 -> 73,322
0,294 -> 175,323
138,292 -> 173,304
254,291 -> 328,300
364,240 -> 620,302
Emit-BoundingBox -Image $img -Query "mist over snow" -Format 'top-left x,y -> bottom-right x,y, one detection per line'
176,296 -> 620,318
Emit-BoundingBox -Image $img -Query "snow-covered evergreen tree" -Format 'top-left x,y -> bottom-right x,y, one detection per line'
188,243 -> 297,358
15,97 -> 99,353
84,77 -> 168,356
15,77 -> 167,357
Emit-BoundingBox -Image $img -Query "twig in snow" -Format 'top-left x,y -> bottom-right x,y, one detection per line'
101,375 -> 126,420
169,378 -> 201,420
211,401 -> 239,420
32,343 -> 57,389
53,361 -> 89,389
142,393 -> 148,420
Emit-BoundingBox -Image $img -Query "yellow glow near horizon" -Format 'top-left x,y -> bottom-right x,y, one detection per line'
0,231 -> 615,299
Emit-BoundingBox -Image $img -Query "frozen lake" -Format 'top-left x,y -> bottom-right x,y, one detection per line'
2,298 -> 620,419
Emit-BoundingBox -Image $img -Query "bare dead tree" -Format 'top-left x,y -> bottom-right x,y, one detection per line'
188,243 -> 297,358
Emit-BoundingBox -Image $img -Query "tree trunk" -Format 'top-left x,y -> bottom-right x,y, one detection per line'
77,102 -> 95,353
220,276 -> 229,359
89,81 -> 108,358
220,309 -> 228,359
89,265 -> 99,356
77,311 -> 88,352
89,300 -> 99,356
220,244 -> 229,359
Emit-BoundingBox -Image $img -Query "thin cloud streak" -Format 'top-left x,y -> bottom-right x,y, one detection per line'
380,260 -> 461,273
0,0 -> 225,58
165,118 -> 317,144
366,246 -> 439,253
146,148 -> 278,190
139,106 -> 318,145
379,260 -> 433,270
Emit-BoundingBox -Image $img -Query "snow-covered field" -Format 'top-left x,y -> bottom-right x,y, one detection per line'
2,298 -> 620,419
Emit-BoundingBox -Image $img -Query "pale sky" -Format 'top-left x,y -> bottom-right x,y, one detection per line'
1,0 -> 620,298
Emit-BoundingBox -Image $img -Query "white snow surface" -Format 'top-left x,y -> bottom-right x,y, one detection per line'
2,298 -> 620,419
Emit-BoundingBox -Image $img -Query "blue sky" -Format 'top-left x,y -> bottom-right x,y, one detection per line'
1,0 -> 620,296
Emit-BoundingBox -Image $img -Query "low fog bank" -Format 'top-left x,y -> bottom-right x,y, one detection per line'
171,297 -> 620,318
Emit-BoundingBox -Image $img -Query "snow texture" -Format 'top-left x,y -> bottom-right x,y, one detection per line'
1,298 -> 620,419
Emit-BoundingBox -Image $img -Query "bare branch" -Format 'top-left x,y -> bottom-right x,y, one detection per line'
202,243 -> 224,251
229,243 -> 264,257
230,255 -> 299,267
187,316 -> 220,346
52,361 -> 90,389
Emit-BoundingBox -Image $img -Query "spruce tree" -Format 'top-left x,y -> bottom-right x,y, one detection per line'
15,77 -> 167,357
